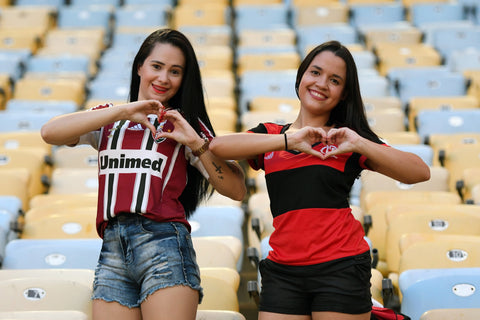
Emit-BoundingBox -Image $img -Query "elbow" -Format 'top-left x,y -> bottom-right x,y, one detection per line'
40,124 -> 56,145
209,138 -> 226,159
403,165 -> 431,185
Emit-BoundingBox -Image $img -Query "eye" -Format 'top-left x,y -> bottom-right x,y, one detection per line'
170,68 -> 183,76
330,78 -> 340,85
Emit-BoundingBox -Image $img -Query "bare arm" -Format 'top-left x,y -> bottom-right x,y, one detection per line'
209,127 -> 329,160
41,100 -> 164,146
324,127 -> 431,184
155,110 -> 247,201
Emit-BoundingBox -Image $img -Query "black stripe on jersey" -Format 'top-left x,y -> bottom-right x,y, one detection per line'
135,173 -> 147,213
111,120 -> 127,150
106,173 -> 116,220
267,156 -> 361,218
146,118 -> 159,149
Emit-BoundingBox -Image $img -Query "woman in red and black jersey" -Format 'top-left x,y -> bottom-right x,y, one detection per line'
42,29 -> 246,320
210,41 -> 430,320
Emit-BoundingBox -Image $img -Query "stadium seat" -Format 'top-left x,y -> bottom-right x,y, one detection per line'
2,238 -> 102,269
199,267 -> 240,312
179,25 -> 233,47
236,28 -> 296,49
47,168 -> 98,194
361,190 -> 461,273
0,147 -> 49,198
398,233 -> 480,274
385,204 -> 480,273
51,145 -> 98,169
410,2 -> 467,28
428,132 -> 480,165
296,24 -> 358,57
236,51 -> 301,76
29,192 -> 97,210
374,43 -> 442,76
114,4 -> 170,33
6,99 -> 78,115
388,66 -> 469,109
234,4 -> 290,31
13,77 -> 86,106
291,2 -> 349,26
248,96 -> 300,113
238,69 -> 297,114
408,96 -> 479,132
240,110 -> 297,132
0,169 -> 30,212
192,237 -> 238,270
448,47 -> 480,73
0,311 -> 88,319
21,207 -> 98,239
172,3 -> 230,29
0,269 -> 94,317
366,108 -> 406,133
196,310 -> 246,320
429,24 -> 480,60
420,308 -> 480,320
399,268 -> 480,320
438,144 -> 480,193
349,2 -> 405,28
195,45 -> 233,71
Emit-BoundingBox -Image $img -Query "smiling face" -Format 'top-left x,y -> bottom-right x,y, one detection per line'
137,42 -> 185,106
297,50 -> 347,119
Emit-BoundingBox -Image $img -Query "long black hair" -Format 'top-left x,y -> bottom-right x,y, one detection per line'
129,28 -> 214,217
295,40 -> 382,144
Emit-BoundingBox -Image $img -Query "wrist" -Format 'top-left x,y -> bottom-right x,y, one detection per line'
192,137 -> 210,157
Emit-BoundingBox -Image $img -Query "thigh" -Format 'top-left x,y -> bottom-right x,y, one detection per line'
312,311 -> 371,320
141,285 -> 199,320
259,311 -> 311,320
92,299 -> 141,320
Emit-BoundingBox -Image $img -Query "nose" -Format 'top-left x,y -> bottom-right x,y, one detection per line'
157,69 -> 168,83
316,75 -> 328,88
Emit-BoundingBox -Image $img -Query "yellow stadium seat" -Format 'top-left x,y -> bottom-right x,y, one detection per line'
0,269 -> 93,318
199,267 -> 240,312
420,308 -> 480,320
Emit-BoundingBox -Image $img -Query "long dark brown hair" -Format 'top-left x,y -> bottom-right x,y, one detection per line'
295,40 -> 382,144
129,28 -> 214,217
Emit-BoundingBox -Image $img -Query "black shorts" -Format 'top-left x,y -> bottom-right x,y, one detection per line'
258,251 -> 373,315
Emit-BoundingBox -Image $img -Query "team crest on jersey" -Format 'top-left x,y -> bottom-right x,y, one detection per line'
265,152 -> 274,159
154,120 -> 168,143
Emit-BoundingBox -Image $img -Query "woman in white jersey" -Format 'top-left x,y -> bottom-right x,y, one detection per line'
41,28 -> 246,320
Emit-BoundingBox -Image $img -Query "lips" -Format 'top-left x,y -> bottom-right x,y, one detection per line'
309,89 -> 327,100
152,84 -> 167,94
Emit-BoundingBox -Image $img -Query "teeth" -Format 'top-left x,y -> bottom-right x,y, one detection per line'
310,90 -> 324,98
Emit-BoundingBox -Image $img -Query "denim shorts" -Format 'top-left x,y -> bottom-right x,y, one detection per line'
258,251 -> 372,315
92,213 -> 203,308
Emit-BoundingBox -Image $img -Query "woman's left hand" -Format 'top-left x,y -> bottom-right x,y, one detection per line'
154,109 -> 202,148
321,127 -> 362,158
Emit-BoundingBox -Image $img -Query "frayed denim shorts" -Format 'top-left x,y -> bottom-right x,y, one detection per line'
92,213 -> 203,308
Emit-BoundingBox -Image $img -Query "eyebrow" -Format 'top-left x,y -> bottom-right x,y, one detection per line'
311,65 -> 344,82
150,59 -> 184,70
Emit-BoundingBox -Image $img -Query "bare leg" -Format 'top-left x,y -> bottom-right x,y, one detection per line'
141,285 -> 199,320
312,311 -> 371,320
259,311 -> 311,320
92,299 -> 142,320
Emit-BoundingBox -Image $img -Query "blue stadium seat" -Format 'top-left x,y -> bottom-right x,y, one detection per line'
70,0 -> 121,6
400,268 -> 480,320
0,50 -> 30,81
411,2 -> 467,28
388,67 -> 469,107
114,5 -> 170,31
189,205 -> 245,271
2,238 -> 102,270
238,70 -> 297,114
6,99 -> 78,114
429,24 -> 480,60
349,2 -> 405,28
415,109 -> 480,143
0,111 -> 61,132
234,4 -> 290,32
57,5 -> 113,33
25,55 -> 90,77
14,0 -> 65,5
296,24 -> 358,57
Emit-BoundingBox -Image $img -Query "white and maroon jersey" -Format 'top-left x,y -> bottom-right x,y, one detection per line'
78,103 -> 212,238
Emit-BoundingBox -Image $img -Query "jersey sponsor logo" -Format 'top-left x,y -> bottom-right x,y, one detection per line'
99,149 -> 167,178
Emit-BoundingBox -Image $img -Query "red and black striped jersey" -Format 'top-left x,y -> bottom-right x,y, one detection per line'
78,103 -> 212,238
248,122 -> 371,266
